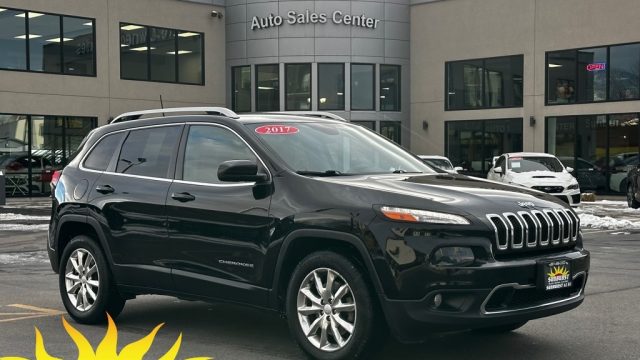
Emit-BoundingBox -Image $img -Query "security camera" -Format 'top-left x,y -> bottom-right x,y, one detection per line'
211,10 -> 223,19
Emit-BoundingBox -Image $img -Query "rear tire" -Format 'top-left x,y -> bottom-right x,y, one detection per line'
286,251 -> 382,360
628,184 -> 640,209
58,235 -> 125,324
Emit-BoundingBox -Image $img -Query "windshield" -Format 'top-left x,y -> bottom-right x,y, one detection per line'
508,156 -> 564,173
249,122 -> 434,175
422,158 -> 453,171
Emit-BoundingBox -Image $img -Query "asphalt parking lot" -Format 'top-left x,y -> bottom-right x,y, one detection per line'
1,199 -> 640,359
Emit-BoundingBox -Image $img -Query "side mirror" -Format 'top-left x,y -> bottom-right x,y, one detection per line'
566,167 -> 574,173
218,160 -> 268,183
493,166 -> 503,174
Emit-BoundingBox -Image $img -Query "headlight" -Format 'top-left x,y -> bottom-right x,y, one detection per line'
380,206 -> 470,225
567,182 -> 580,190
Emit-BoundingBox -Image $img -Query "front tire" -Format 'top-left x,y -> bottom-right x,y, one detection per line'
628,184 -> 640,209
58,235 -> 125,324
286,251 -> 381,360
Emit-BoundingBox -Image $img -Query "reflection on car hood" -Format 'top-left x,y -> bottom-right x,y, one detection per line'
318,173 -> 567,215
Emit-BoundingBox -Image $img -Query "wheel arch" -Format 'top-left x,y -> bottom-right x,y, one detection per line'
55,215 -> 114,272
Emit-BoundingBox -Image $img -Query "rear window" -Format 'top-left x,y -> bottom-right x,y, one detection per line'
84,133 -> 125,171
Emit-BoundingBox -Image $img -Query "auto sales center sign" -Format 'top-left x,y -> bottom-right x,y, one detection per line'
251,10 -> 380,30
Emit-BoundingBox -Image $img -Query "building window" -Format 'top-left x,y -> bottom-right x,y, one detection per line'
351,64 -> 375,111
318,64 -> 345,110
256,64 -> 279,111
0,7 -> 95,76
380,65 -> 401,111
445,118 -> 523,176
0,114 -> 96,197
546,114 -> 639,194
119,23 -> 204,85
446,55 -> 523,110
351,121 -> 375,131
547,43 -> 640,104
380,121 -> 401,143
232,66 -> 251,113
285,63 -> 311,111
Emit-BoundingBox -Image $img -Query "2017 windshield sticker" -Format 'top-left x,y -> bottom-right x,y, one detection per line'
255,125 -> 299,135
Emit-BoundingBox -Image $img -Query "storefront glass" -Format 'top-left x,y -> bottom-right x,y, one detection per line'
256,64 -> 279,111
351,121 -> 375,131
609,44 -> 640,101
351,64 -> 375,110
232,66 -> 251,112
446,118 -> 523,176
0,9 -> 28,70
547,50 -> 577,104
318,63 -> 345,110
149,27 -> 176,82
63,17 -> 95,75
28,13 -> 62,73
177,31 -> 203,84
546,114 -> 639,193
285,63 -> 311,111
577,47 -> 607,102
380,121 -> 401,144
380,65 -> 400,111
1,114 -> 96,197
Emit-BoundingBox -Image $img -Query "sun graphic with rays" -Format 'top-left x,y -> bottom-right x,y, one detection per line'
0,314 -> 211,360
547,265 -> 570,278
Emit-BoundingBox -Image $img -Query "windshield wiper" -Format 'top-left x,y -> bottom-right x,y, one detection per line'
296,170 -> 347,177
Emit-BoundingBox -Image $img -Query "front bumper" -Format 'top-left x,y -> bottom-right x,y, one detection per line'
379,248 -> 590,343
551,189 -> 581,206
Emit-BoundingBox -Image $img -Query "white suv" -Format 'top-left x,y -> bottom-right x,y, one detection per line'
487,152 -> 581,206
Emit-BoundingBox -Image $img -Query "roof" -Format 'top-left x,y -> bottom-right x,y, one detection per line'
418,155 -> 450,161
237,113 -> 346,124
504,152 -> 557,158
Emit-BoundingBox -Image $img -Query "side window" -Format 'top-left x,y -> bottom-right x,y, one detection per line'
183,125 -> 257,184
84,133 -> 124,171
116,126 -> 181,178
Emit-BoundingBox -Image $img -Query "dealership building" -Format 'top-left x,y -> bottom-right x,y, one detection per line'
1,0 -> 639,196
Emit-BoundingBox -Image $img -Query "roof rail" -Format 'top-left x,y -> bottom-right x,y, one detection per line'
265,111 -> 347,122
111,107 -> 239,123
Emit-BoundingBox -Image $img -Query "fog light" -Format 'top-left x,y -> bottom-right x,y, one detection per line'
433,293 -> 443,308
432,246 -> 475,267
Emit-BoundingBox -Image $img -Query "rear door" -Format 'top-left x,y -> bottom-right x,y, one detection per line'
88,124 -> 183,290
166,123 -> 274,305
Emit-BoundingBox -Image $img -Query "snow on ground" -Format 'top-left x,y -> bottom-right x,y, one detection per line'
0,224 -> 50,231
578,213 -> 640,230
0,213 -> 51,221
0,251 -> 49,264
576,200 -> 640,229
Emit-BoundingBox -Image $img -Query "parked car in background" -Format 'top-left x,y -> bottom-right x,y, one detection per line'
558,156 -> 606,191
607,154 -> 639,193
0,152 -> 55,195
418,155 -> 461,173
626,162 -> 640,209
488,152 -> 581,206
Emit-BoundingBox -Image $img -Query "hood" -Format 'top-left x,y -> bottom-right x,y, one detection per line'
508,170 -> 575,187
317,173 -> 567,219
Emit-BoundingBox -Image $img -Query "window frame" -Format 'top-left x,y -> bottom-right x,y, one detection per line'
317,63 -> 345,111
0,6 -> 96,77
445,54 -> 524,111
545,41 -> 640,106
350,63 -> 376,111
119,22 -> 204,85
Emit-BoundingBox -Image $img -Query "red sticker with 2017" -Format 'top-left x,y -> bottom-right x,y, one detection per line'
255,125 -> 299,135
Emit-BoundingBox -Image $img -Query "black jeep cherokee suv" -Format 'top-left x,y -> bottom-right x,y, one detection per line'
48,108 -> 590,359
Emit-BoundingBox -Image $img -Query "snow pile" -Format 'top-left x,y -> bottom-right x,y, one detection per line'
0,213 -> 50,221
0,223 -> 49,231
0,251 -> 49,264
578,213 -> 640,230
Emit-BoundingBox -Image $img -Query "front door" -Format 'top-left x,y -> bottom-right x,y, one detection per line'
166,124 -> 274,305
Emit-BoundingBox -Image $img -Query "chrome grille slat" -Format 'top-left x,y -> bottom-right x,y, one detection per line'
487,208 -> 578,254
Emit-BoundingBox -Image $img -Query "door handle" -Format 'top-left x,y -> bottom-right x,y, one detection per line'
95,185 -> 114,194
171,192 -> 196,202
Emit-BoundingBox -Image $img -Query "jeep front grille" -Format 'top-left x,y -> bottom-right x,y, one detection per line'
486,208 -> 578,255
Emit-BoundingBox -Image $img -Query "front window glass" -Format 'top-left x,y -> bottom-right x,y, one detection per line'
116,126 -> 181,178
610,44 -> 640,101
577,47 -> 607,102
0,9 -> 27,70
183,126 -> 257,184
28,13 -> 61,73
318,63 -> 345,110
508,157 -> 564,173
256,64 -> 279,111
351,64 -> 375,110
547,50 -> 577,104
380,65 -> 400,111
286,63 -> 311,110
249,122 -> 432,175
232,66 -> 251,112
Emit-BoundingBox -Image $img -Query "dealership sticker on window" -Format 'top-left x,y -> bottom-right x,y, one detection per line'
255,125 -> 300,135
511,161 -> 521,168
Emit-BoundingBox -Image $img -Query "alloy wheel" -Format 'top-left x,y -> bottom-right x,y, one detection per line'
64,248 -> 100,312
296,268 -> 357,352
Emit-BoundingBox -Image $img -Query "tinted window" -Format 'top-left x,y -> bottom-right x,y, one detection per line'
380,65 -> 401,111
232,66 -> 251,112
351,64 -> 375,110
28,13 -> 61,73
116,126 -> 181,178
63,17 -> 95,75
177,31 -> 203,84
610,44 -> 640,101
318,63 -> 345,110
183,126 -> 256,184
256,64 -> 279,111
577,47 -> 607,102
83,133 -> 124,171
120,24 -> 148,80
149,27 -> 176,82
286,63 -> 311,110
0,9 -> 27,70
